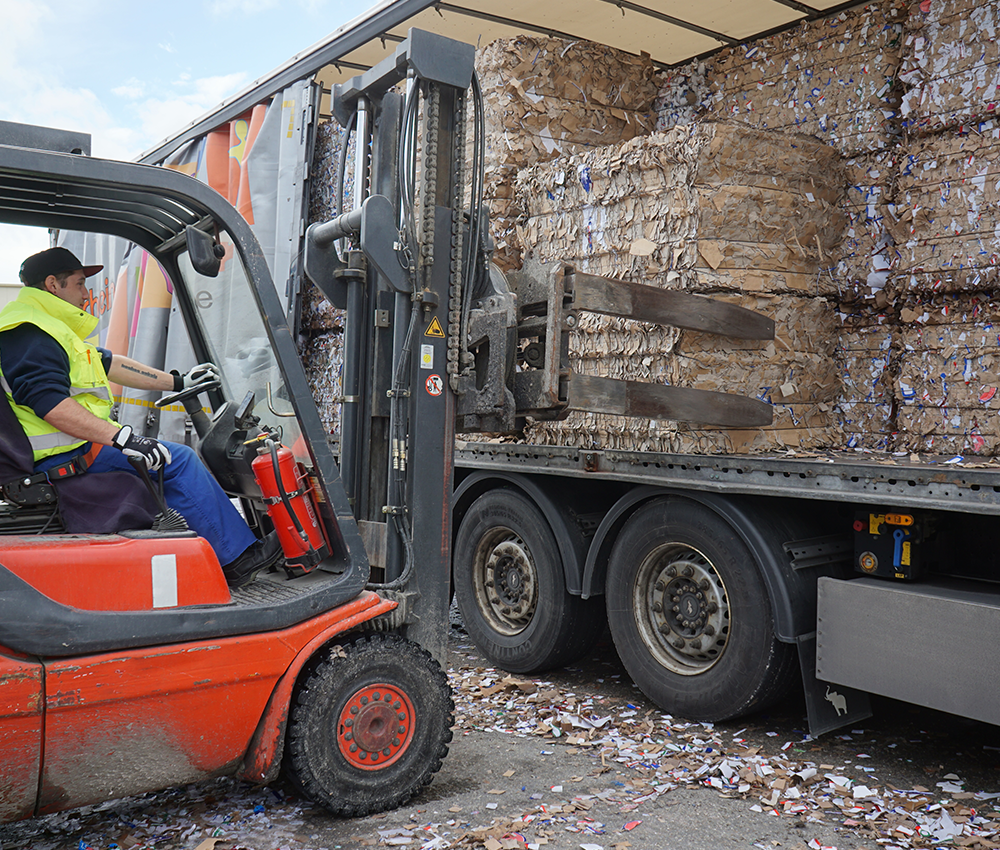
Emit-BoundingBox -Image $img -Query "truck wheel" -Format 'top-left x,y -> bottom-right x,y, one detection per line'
605,497 -> 796,722
454,488 -> 603,673
283,633 -> 454,817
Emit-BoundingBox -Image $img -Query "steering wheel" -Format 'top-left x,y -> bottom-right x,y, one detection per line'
155,378 -> 222,409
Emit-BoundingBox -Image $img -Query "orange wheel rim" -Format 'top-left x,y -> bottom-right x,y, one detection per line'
337,683 -> 416,770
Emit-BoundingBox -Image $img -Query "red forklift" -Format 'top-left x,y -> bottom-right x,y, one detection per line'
0,108 -> 461,821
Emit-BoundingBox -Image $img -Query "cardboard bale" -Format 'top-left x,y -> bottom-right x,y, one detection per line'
299,330 -> 343,439
835,313 -> 897,450
900,0 -> 1000,133
897,323 -> 1000,407
516,123 -> 846,297
706,1 -> 907,157
833,151 -> 898,300
523,292 -> 842,454
476,35 -> 658,177
888,121 -> 1000,292
653,63 -> 711,132
524,405 -> 841,455
895,407 -> 999,456
892,294 -> 1000,456
303,120 -> 351,333
476,35 -> 658,270
301,120 -> 350,423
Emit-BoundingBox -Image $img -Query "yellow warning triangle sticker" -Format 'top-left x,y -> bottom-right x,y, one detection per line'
424,316 -> 446,338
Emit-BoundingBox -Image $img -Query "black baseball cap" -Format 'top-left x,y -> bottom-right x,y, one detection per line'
19,247 -> 103,287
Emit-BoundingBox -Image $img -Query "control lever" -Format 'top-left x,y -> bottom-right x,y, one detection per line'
127,456 -> 189,532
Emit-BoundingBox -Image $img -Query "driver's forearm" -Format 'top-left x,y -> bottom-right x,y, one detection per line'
107,355 -> 174,391
43,398 -> 121,446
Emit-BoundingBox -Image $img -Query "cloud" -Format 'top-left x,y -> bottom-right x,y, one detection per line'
0,225 -> 49,286
133,72 -> 250,153
208,0 -> 331,14
112,79 -> 145,100
0,0 -> 248,161
158,42 -> 176,54
208,0 -> 280,14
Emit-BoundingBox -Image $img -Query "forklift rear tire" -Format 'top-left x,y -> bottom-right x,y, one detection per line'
605,497 -> 797,722
283,633 -> 454,817
454,487 -> 604,674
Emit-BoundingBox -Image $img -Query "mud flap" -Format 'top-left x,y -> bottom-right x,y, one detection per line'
797,634 -> 871,737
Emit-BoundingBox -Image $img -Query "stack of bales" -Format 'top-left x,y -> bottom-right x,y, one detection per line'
511,122 -> 847,453
886,0 -> 1000,455
296,0 -> 1000,460
682,2 -> 908,451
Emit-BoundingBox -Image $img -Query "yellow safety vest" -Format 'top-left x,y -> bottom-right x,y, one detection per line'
0,287 -> 114,462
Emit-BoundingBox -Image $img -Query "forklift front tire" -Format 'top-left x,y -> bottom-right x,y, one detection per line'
283,633 -> 454,817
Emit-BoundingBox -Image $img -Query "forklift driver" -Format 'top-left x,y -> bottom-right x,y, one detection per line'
0,247 -> 283,587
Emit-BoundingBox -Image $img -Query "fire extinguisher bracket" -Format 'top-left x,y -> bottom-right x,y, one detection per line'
262,488 -> 310,505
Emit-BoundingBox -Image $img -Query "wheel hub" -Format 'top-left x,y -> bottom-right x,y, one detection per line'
638,546 -> 730,675
338,684 -> 415,770
482,537 -> 537,628
663,578 -> 709,637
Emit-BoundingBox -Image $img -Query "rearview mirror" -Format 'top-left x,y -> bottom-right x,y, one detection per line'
185,225 -> 224,277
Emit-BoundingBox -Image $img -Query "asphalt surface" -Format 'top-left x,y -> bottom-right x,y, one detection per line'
2,625 -> 999,850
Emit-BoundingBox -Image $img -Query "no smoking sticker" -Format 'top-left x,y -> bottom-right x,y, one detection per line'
425,374 -> 443,396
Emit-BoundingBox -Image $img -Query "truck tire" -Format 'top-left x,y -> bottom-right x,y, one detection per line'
283,633 -> 454,817
454,487 -> 603,673
605,497 -> 796,722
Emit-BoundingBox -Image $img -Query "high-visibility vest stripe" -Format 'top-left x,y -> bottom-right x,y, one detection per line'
26,430 -> 83,451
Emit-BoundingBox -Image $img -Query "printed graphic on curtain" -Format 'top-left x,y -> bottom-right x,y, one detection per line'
59,79 -> 313,443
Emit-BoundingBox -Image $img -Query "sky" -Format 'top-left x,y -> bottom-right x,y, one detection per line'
0,0 -> 374,283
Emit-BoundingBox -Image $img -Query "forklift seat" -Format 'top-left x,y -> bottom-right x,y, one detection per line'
0,389 -> 158,534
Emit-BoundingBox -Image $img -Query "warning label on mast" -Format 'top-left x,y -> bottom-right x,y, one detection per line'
424,317 -> 445,337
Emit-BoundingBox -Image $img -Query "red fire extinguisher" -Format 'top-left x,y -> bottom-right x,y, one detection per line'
251,439 -> 329,571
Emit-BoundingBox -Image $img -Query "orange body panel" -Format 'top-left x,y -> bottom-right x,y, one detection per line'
35,591 -> 393,815
238,593 -> 398,783
1,535 -> 231,610
0,651 -> 43,823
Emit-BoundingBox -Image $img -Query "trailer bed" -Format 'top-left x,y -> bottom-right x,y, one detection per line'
456,442 -> 1000,516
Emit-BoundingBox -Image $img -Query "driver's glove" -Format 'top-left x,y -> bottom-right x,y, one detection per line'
170,362 -> 220,393
112,425 -> 173,471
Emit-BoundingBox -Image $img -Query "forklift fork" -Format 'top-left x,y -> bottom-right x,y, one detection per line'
458,260 -> 775,432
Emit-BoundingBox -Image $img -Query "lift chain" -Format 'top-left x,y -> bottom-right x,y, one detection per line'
418,83 -> 439,279
447,90 -> 467,393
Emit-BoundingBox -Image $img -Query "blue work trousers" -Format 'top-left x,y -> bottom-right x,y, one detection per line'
87,441 -> 256,566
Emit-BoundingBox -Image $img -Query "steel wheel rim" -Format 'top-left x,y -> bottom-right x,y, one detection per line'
337,683 -> 416,770
471,526 -> 538,636
632,542 -> 730,676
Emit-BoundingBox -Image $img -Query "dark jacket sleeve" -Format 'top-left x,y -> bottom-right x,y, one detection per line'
97,346 -> 113,375
0,324 -> 73,418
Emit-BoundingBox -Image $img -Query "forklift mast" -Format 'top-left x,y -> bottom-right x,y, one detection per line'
304,30 -> 478,660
